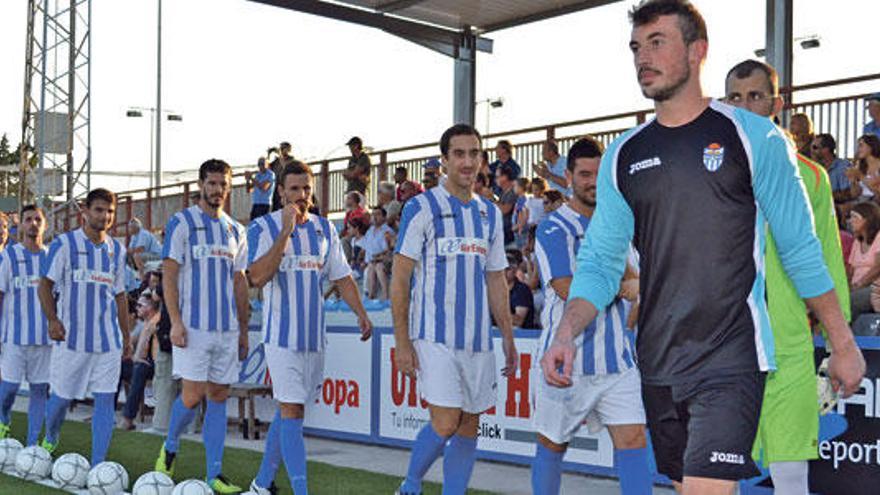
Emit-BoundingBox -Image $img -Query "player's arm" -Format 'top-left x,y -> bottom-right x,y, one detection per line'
753,124 -> 864,396
40,238 -> 66,341
115,292 -> 132,357
545,145 -> 634,386
247,206 -> 295,288
390,199 -> 425,377
487,270 -> 517,376
234,271 -> 250,360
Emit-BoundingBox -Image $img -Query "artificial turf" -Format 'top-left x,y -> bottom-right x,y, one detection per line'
0,411 -> 497,494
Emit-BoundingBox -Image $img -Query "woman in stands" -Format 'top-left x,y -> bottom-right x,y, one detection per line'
847,201 -> 880,319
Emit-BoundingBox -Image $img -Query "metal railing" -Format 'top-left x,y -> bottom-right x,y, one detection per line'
48,72 -> 880,241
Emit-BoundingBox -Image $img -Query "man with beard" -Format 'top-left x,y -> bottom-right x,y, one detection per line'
541,1 -> 864,494
39,190 -> 131,465
154,159 -> 249,493
0,206 -> 51,446
531,136 -> 651,495
246,161 -> 372,495
0,212 -> 9,252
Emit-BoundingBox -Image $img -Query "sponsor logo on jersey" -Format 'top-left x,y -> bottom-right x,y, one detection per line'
436,237 -> 488,257
628,156 -> 662,175
280,255 -> 323,272
11,275 -> 40,289
709,451 -> 745,464
703,143 -> 725,172
72,269 -> 115,287
192,244 -> 235,261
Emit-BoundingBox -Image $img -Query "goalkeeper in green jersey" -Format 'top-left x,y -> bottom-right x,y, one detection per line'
724,59 -> 858,495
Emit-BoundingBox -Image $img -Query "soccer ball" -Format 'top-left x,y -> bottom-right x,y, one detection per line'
51,452 -> 90,489
133,471 -> 175,495
171,479 -> 214,495
87,461 -> 129,494
15,445 -> 52,480
0,438 -> 23,472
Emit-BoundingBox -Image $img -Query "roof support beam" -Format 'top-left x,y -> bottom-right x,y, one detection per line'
453,27 -> 476,125
765,0 -> 792,126
376,0 -> 426,13
482,0 -> 619,33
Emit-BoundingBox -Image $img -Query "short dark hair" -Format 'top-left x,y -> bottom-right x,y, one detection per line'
440,124 -> 482,157
516,178 -> 531,190
496,140 -> 513,154
726,59 -> 778,95
279,160 -> 314,187
815,133 -> 837,154
476,172 -> 490,187
20,204 -> 45,219
567,135 -> 605,171
348,190 -> 363,206
198,159 -> 232,181
373,206 -> 387,217
544,190 -> 564,204
629,0 -> 708,44
395,166 -> 408,176
497,164 -> 516,182
85,188 -> 117,208
544,139 -> 559,155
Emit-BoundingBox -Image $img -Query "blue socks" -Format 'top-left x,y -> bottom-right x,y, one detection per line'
0,380 -> 20,426
280,417 -> 307,494
255,410 -> 282,489
401,424 -> 448,494
91,393 -> 115,465
26,383 -> 48,446
615,447 -> 653,495
45,393 -> 70,445
204,400 -> 227,480
442,435 -> 477,495
531,443 -> 564,495
164,396 -> 196,453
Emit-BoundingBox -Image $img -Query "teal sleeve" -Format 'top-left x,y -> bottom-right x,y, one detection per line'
747,111 -> 834,298
568,142 -> 635,309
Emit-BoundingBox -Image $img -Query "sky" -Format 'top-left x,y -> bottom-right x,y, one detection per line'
0,0 -> 878,194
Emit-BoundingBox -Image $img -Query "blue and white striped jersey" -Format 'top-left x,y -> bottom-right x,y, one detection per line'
164,206 -> 247,333
395,185 -> 507,352
42,229 -> 126,353
533,204 -> 634,375
247,211 -> 350,351
0,244 -> 49,346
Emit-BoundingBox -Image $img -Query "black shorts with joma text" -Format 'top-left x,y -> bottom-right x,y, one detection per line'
642,372 -> 766,482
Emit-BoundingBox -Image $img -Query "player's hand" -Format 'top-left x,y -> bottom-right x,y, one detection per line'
358,314 -> 373,341
395,340 -> 419,378
828,340 -> 866,398
618,279 -> 639,302
501,336 -> 518,377
280,203 -> 297,234
541,336 -> 576,387
48,319 -> 66,341
238,331 -> 249,361
170,320 -> 187,348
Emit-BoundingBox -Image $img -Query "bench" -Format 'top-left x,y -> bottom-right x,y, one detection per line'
228,383 -> 272,439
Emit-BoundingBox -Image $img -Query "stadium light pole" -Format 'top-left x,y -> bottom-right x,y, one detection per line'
126,107 -> 182,189
156,0 -> 163,189
476,97 -> 504,146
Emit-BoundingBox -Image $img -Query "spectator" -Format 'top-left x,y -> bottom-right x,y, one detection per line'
343,136 -> 371,195
522,225 -> 543,315
269,141 -> 295,210
349,217 -> 371,277
524,177 -> 549,230
865,93 -> 880,140
128,218 -> 163,276
505,251 -> 537,329
422,158 -> 443,190
0,212 -> 9,251
812,133 -> 854,205
848,202 -> 880,319
789,113 -> 815,158
543,190 -> 565,214
378,182 -> 402,222
480,150 -> 491,177
512,178 -> 530,246
535,139 -> 571,196
149,285 -> 175,434
249,157 -> 275,220
120,290 -> 161,430
847,134 -> 880,200
361,207 -> 394,300
342,191 -> 369,262
473,172 -> 496,201
393,166 -> 423,202
399,180 -> 422,204
489,140 -> 521,196
495,166 -> 517,247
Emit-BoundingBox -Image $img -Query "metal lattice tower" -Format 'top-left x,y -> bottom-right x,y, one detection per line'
19,0 -> 92,222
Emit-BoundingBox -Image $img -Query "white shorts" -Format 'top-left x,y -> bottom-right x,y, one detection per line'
414,340 -> 497,414
531,366 -> 646,445
264,346 -> 324,405
172,329 -> 240,384
49,346 -> 122,400
0,344 -> 51,384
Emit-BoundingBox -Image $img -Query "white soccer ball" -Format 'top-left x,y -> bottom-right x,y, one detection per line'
105,461 -> 130,488
171,479 -> 214,495
133,471 -> 175,495
15,445 -> 52,480
0,438 -> 23,472
87,461 -> 128,494
51,452 -> 90,489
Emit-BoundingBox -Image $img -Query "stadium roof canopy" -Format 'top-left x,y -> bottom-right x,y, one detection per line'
249,0 -> 795,125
